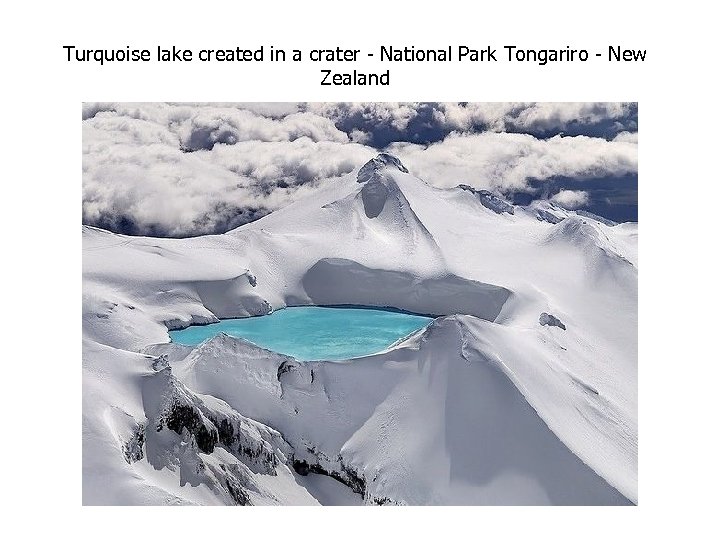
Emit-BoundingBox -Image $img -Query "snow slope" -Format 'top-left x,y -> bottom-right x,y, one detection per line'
83,153 -> 637,505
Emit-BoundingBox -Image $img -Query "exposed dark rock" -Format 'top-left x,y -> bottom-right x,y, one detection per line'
458,185 -> 515,215
576,210 -> 617,227
143,369 -> 292,504
339,461 -> 367,495
292,459 -> 311,476
216,418 -> 235,447
225,477 -> 252,506
161,400 -> 281,475
535,208 -> 565,224
166,403 -> 218,454
159,387 -> 281,474
207,414 -> 279,474
277,360 -> 297,381
539,312 -> 567,330
291,457 -> 367,498
151,354 -> 169,371
122,423 -> 145,463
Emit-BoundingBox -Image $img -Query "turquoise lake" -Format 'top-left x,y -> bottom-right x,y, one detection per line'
169,305 -> 434,361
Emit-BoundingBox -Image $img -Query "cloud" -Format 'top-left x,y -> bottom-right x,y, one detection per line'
550,190 -> 591,209
304,102 -> 421,131
302,102 -> 637,145
83,109 -> 374,236
387,131 -> 638,192
434,102 -> 635,133
613,131 -> 638,143
82,138 -> 373,236
82,102 -> 638,237
348,129 -> 371,145
175,109 -> 349,151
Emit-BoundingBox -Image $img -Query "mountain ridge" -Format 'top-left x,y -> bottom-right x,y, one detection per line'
82,153 -> 638,505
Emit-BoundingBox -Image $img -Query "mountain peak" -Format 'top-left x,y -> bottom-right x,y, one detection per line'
357,153 -> 409,183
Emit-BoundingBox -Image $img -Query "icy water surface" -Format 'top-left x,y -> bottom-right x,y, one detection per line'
169,306 -> 434,361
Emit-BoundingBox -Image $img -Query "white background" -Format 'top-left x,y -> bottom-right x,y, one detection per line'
2,0 -> 718,537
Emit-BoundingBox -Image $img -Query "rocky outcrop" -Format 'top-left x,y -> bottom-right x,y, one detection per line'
137,367 -> 299,504
458,185 -> 515,215
539,312 -> 566,330
122,423 -> 145,463
146,368 -> 285,474
292,455 -> 367,498
357,153 -> 409,183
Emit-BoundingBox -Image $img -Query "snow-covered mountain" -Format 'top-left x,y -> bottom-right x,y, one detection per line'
82,153 -> 637,505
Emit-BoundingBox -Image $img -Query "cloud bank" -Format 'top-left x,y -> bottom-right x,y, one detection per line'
550,190 -> 591,209
82,102 -> 638,237
387,132 -> 637,191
